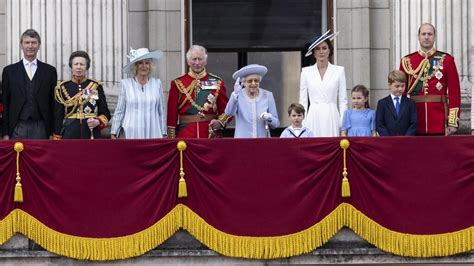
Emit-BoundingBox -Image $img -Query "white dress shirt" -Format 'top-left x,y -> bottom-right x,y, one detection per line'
23,58 -> 38,79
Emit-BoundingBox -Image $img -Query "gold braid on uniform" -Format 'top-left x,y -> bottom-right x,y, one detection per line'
217,113 -> 231,128
401,56 -> 430,95
174,79 -> 221,113
54,81 -> 99,118
448,108 -> 459,127
401,48 -> 445,95
167,127 -> 176,138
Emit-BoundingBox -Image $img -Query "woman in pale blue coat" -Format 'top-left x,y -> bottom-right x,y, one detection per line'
224,64 -> 279,138
110,48 -> 166,139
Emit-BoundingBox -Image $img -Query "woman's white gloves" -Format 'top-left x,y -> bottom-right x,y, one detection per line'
232,77 -> 243,97
259,112 -> 273,122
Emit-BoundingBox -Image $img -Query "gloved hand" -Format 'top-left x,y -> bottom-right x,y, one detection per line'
233,77 -> 243,95
87,118 -> 100,129
259,112 -> 273,122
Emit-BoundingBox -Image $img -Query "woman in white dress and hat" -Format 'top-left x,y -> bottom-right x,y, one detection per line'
224,64 -> 280,138
299,31 -> 347,137
110,48 -> 166,139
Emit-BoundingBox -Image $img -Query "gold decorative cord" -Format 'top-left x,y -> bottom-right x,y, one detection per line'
54,82 -> 98,118
340,139 -> 350,198
177,141 -> 188,198
174,78 -> 221,114
401,52 -> 446,95
13,142 -> 24,203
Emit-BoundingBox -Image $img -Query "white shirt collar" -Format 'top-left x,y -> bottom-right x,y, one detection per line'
390,94 -> 401,101
23,58 -> 38,66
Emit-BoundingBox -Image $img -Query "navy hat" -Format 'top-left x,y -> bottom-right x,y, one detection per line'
232,64 -> 268,80
305,30 -> 339,57
122,47 -> 163,74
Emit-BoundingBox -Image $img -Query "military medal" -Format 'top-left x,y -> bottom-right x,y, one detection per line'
435,71 -> 443,80
195,80 -> 201,93
436,82 -> 443,90
84,106 -> 92,114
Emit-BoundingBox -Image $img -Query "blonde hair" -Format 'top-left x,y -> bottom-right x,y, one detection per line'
388,70 -> 407,84
131,59 -> 156,77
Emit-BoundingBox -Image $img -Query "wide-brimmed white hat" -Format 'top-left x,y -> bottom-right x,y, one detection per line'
122,47 -> 163,74
304,30 -> 339,57
232,64 -> 268,80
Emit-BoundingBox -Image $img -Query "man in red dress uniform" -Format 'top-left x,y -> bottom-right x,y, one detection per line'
167,45 -> 230,138
399,23 -> 461,135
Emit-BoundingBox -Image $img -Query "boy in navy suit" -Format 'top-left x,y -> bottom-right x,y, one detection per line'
376,70 -> 417,136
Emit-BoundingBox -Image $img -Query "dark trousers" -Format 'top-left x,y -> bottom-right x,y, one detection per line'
12,120 -> 48,139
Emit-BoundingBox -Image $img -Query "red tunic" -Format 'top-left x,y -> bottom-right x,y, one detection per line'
399,50 -> 461,134
167,70 -> 229,138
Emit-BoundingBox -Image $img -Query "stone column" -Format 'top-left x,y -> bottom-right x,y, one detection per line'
0,0 -> 5,68
335,0 -> 391,109
147,0 -> 183,98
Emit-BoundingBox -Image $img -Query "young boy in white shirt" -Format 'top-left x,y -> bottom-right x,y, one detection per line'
280,103 -> 314,138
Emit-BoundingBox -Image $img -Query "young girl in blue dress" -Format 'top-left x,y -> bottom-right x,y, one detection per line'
341,85 -> 376,136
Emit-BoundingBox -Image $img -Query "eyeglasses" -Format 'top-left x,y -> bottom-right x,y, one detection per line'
245,78 -> 260,84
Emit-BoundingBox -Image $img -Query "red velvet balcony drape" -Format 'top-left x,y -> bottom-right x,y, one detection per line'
0,137 -> 472,260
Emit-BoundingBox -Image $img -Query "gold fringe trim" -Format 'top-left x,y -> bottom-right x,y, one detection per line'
181,204 -> 345,259
0,211 -> 16,244
0,207 -> 182,261
0,203 -> 471,260
343,203 -> 474,257
182,203 -> 473,259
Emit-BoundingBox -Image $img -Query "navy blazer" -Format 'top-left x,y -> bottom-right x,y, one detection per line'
375,95 -> 417,136
2,60 -> 57,137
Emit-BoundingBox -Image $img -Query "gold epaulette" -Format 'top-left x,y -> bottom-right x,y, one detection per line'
88,79 -> 103,87
56,80 -> 69,88
208,73 -> 223,80
448,108 -> 459,128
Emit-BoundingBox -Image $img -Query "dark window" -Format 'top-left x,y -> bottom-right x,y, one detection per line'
192,0 -> 323,51
191,0 -> 326,132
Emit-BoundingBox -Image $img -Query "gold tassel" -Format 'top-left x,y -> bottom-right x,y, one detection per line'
13,142 -> 25,203
14,183 -> 23,202
178,177 -> 187,198
177,141 -> 188,198
339,139 -> 350,198
341,177 -> 350,197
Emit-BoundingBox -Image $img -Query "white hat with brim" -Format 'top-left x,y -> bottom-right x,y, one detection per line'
232,64 -> 268,80
122,47 -> 163,74
304,30 -> 339,57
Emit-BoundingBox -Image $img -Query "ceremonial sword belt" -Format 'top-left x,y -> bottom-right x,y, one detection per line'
179,114 -> 217,124
410,95 -> 447,103
66,113 -> 97,119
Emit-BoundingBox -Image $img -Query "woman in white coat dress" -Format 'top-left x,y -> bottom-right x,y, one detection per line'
299,31 -> 347,137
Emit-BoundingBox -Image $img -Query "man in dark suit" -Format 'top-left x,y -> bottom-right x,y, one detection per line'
2,29 -> 57,139
376,70 -> 417,136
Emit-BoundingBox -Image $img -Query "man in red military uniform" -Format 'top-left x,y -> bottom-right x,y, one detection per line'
399,23 -> 461,135
167,45 -> 230,138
